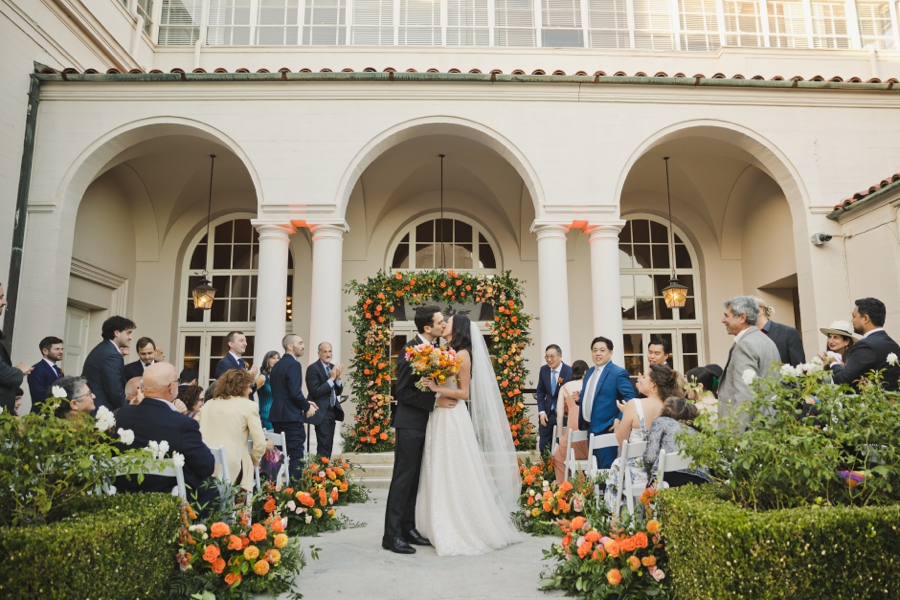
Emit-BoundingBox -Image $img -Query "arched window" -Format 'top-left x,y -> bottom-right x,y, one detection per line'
387,215 -> 500,273
179,216 -> 294,384
618,216 -> 703,377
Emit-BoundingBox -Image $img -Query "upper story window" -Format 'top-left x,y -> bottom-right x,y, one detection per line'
155,0 -> 900,48
388,215 -> 500,273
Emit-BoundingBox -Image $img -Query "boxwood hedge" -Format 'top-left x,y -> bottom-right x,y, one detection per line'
0,492 -> 181,599
657,485 -> 900,600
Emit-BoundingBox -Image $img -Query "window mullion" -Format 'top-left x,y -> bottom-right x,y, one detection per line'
625,0 -> 636,47
758,0 -> 771,45
802,0 -> 814,46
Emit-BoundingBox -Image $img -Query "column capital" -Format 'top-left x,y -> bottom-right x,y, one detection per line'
251,220 -> 296,240
307,220 -> 349,241
583,220 -> 627,241
530,221 -> 570,241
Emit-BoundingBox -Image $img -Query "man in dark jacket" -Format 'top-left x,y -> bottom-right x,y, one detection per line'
269,334 -> 318,482
305,341 -> 344,459
756,298 -> 805,367
82,315 -> 134,413
826,297 -> 900,392
0,283 -> 32,414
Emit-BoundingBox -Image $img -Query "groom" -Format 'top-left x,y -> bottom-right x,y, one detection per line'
383,305 -> 458,554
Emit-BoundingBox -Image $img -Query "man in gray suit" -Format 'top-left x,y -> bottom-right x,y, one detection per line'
717,296 -> 781,423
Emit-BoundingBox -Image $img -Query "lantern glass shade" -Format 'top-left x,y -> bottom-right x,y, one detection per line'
662,278 -> 688,309
192,278 -> 217,310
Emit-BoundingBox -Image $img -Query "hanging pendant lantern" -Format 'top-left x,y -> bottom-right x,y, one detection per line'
192,154 -> 218,310
662,157 -> 688,309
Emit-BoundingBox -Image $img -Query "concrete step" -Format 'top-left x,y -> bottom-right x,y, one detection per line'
342,452 -> 396,464
351,464 -> 394,478
356,477 -> 393,489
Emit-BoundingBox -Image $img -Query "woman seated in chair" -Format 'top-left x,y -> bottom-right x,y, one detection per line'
198,370 -> 272,496
602,364 -> 680,513
51,376 -> 97,422
643,397 -> 712,488
552,360 -> 589,482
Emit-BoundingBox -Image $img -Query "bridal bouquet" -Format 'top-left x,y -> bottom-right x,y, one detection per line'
405,343 -> 463,392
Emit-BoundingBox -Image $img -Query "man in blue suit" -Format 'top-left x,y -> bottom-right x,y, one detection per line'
214,331 -> 258,398
28,336 -> 64,412
535,344 -> 572,456
269,333 -> 318,482
82,316 -> 133,414
578,336 -> 635,471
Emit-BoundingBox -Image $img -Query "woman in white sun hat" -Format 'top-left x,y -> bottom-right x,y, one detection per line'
817,320 -> 858,365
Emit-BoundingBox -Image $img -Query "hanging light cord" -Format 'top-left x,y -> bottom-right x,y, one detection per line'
664,156 -> 675,281
439,153 -> 446,269
205,154 -> 216,279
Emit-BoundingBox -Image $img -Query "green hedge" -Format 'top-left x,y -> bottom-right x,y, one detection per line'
0,493 -> 181,600
657,485 -> 900,600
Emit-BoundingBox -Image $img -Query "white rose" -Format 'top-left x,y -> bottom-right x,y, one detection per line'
51,385 -> 67,399
171,452 -> 185,468
158,440 -> 170,456
319,471 -> 326,478
888,352 -> 899,366
287,500 -> 297,511
95,406 -> 116,432
804,362 -> 823,374
528,489 -> 536,497
305,515 -> 313,524
780,364 -> 795,377
741,368 -> 756,386
117,428 -> 135,445
148,440 -> 159,456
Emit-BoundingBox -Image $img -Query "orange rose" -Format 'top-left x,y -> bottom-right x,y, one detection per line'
224,572 -> 242,586
240,536 -> 250,549
604,540 -> 620,557
202,544 -> 220,563
627,556 -> 641,571
297,492 -> 315,507
212,557 -> 226,574
585,531 -> 601,543
263,497 -> 277,513
633,531 -> 649,549
331,488 -> 339,502
253,559 -> 270,576
227,535 -> 243,550
318,489 -> 328,506
542,501 -> 552,512
570,516 -> 586,531
620,537 -> 637,553
274,533 -> 288,548
284,487 -> 294,495
559,481 -> 573,492
527,496 -> 535,506
642,555 -> 657,567
379,432 -> 388,440
271,518 -> 285,533
646,519 -> 660,535
265,549 -> 282,564
248,523 -> 267,542
244,545 -> 260,561
577,541 -> 592,559
562,534 -> 571,547
607,568 -> 622,586
210,522 -> 231,539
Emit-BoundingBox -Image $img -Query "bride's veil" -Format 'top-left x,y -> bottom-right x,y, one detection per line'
468,321 -> 520,514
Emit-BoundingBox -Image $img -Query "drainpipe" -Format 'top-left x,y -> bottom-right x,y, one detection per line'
3,72 -> 41,352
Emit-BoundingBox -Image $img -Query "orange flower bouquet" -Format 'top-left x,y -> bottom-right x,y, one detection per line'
405,343 -> 463,391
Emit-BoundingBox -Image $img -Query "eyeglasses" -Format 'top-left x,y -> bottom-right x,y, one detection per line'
74,390 -> 94,401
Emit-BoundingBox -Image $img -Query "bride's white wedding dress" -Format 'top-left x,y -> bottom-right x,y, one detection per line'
416,323 -> 522,556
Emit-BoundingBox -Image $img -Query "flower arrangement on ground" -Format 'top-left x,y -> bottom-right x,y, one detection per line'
345,269 -> 533,451
515,458 -> 602,535
540,489 -> 670,599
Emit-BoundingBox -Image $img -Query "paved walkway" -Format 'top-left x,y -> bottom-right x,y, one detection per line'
289,489 -> 564,600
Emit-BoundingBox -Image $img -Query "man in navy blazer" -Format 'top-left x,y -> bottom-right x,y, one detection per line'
123,336 -> 157,381
306,341 -> 345,459
114,363 -> 218,516
28,336 -> 65,412
578,336 -> 635,470
826,297 -> 900,392
81,316 -> 133,414
535,344 -> 572,456
269,334 -> 318,482
214,331 -> 258,399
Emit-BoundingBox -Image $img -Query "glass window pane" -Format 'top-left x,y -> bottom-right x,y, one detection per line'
621,298 -> 636,320
251,275 -> 258,296
682,332 -> 698,353
233,219 -> 253,242
636,297 -> 654,320
651,245 -> 670,269
243,336 -> 255,365
232,275 -> 251,297
656,298 -> 674,320
478,232 -> 487,244
675,244 -> 692,268
625,355 -> 644,377
184,335 -> 202,356
455,220 -> 473,243
416,220 -> 434,242
438,218 -> 453,244
215,220 -> 233,242
681,274 -> 694,296
213,245 -> 231,269
186,298 -> 204,322
623,333 -> 643,354
250,299 -> 258,321
683,354 -> 699,372
190,243 -> 206,269
649,220 -> 668,243
453,244 -> 474,268
620,275 -> 634,296
416,244 -> 434,268
618,221 -> 632,243
232,244 -> 252,269
212,275 -> 230,298
632,244 -> 652,268
230,299 -> 249,321
632,219 -> 650,243
681,298 -> 697,319
635,274 -> 653,297
479,244 -> 496,268
652,274 -> 671,296
619,244 -> 634,268
211,299 -> 228,321
392,243 -> 410,268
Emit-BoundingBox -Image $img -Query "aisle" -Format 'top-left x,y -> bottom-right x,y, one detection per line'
289,489 -> 564,600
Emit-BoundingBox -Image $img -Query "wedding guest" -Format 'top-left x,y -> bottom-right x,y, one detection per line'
28,336 -> 64,413
0,283 -> 32,414
824,298 -> 900,392
177,384 -> 205,421
685,364 -> 722,425
551,360 -> 588,482
199,369 -> 270,494
51,375 -> 96,420
255,350 -> 279,430
578,336 -> 635,470
179,368 -> 198,387
124,376 -> 143,405
818,320 -> 856,364
647,338 -> 671,366
115,363 -> 218,515
306,342 -> 345,459
269,334 -> 318,482
603,364 -> 680,512
14,388 -> 24,416
124,337 -> 156,380
643,397 -> 712,487
536,344 -> 572,455
717,296 -> 781,423
154,345 -> 166,363
82,315 -> 134,413
214,331 -> 258,400
755,298 -> 805,367
204,381 -> 217,405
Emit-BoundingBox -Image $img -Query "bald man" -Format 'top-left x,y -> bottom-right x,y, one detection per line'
114,363 -> 217,515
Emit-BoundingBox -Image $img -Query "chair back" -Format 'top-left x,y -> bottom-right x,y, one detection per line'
587,433 -> 618,477
208,445 -> 231,484
613,439 -> 648,516
250,430 -> 290,489
111,456 -> 187,499
550,425 -> 558,454
655,449 -> 693,489
561,430 -> 589,480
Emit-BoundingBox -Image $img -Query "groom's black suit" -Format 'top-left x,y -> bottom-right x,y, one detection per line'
384,335 -> 436,546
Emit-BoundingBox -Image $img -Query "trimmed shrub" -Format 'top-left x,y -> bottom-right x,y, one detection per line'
0,493 -> 181,599
658,485 -> 900,600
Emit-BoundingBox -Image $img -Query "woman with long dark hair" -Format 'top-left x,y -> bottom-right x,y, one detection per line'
254,350 -> 280,430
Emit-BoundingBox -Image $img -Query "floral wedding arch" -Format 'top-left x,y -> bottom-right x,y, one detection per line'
344,269 -> 534,452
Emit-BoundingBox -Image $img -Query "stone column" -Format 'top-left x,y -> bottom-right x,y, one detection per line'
584,221 -> 627,367
533,223 -> 572,359
252,222 -> 295,364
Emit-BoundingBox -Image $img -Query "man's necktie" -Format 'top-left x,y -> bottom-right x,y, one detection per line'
54,365 -> 62,377
550,369 -> 558,395
325,364 -> 336,407
582,368 -> 601,419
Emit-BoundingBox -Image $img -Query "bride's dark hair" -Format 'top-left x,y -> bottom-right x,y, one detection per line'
449,313 -> 473,356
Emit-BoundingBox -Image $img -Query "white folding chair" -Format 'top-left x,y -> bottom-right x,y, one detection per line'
613,439 -> 648,516
587,433 -> 619,501
550,425 -> 558,455
250,430 -> 290,489
655,449 -> 693,490
562,430 -> 589,480
209,444 -> 232,485
110,456 -> 188,500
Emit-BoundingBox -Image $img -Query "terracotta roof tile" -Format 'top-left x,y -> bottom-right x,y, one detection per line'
834,172 -> 900,212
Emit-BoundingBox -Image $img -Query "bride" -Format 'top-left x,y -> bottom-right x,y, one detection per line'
416,314 -> 522,556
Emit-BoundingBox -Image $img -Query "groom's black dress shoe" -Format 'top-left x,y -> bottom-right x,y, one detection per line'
383,536 -> 416,554
403,529 -> 431,546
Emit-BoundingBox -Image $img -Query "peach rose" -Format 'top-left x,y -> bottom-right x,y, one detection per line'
577,541 -> 592,559
585,531 -> 601,544
263,497 -> 277,513
606,568 -> 622,586
202,544 -> 220,563
210,522 -> 231,539
570,516 -> 586,531
641,555 -> 657,567
627,556 -> 641,571
271,518 -> 285,533
227,535 -> 243,550
224,572 -> 242,586
211,557 -> 226,574
633,531 -> 649,549
620,537 -> 637,553
604,540 -> 620,557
